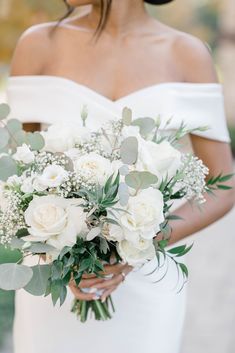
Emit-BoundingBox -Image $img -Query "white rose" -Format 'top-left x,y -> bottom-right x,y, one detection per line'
13,144 -> 35,164
32,177 -> 48,192
137,140 -> 182,181
120,188 -> 164,240
37,165 -> 69,188
74,152 -> 112,185
24,195 -> 87,250
42,123 -> 91,153
117,238 -> 155,266
65,148 -> 81,162
103,223 -> 125,242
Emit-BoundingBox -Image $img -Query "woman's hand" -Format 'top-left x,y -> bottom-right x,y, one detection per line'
69,263 -> 132,302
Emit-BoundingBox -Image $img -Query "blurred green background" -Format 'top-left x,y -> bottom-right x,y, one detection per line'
0,0 -> 234,352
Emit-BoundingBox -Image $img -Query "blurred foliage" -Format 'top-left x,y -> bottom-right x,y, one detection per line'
0,246 -> 21,348
229,126 -> 235,157
0,0 -> 226,64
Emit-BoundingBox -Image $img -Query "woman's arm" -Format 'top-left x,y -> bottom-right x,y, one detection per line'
74,34 -> 235,302
168,33 -> 235,244
168,137 -> 234,245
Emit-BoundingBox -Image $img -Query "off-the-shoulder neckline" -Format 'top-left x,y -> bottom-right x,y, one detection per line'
8,75 -> 222,104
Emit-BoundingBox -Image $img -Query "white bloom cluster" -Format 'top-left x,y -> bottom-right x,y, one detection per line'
33,151 -> 69,173
59,171 -> 96,198
0,190 -> 26,245
105,188 -> 165,266
179,154 -> 209,204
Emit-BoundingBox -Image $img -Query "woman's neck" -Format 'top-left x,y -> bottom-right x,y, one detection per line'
87,0 -> 150,36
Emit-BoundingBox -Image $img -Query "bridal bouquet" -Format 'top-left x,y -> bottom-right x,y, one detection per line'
0,103 -> 231,322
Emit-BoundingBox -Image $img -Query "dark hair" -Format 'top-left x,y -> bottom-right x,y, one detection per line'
58,0 -> 112,37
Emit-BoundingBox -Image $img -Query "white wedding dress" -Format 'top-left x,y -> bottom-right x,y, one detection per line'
6,76 -> 230,353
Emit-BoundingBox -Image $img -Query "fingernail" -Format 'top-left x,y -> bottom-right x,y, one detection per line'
89,287 -> 98,294
93,295 -> 100,300
101,297 -> 106,303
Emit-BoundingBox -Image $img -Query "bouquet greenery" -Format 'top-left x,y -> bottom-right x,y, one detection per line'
0,103 -> 232,322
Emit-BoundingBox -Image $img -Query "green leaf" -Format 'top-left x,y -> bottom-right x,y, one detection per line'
120,137 -> 138,165
122,107 -> 132,126
86,227 -> 101,241
125,171 -> 158,190
0,128 -> 9,149
0,156 -> 18,181
78,258 -> 92,273
132,117 -> 155,136
175,243 -> 194,257
51,261 -> 63,280
59,285 -> 67,306
166,214 -> 184,221
217,184 -> 232,190
94,259 -> 104,272
13,130 -> 27,146
24,265 -> 51,296
51,280 -> 63,306
179,263 -> 189,278
15,228 -> 29,238
59,246 -> 71,260
7,119 -> 22,135
28,243 -> 56,253
0,103 -> 10,120
218,173 -> 234,182
118,182 -> 129,206
119,165 -> 129,176
0,263 -> 33,290
10,238 -> 25,250
27,132 -> 45,150
158,239 -> 168,250
99,238 -> 110,254
168,245 -> 186,255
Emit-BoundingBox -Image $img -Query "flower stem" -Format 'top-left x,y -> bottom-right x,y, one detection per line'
71,295 -> 115,322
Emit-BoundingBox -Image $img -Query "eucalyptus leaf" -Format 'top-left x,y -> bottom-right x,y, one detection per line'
118,182 -> 129,206
119,164 -> 129,176
125,171 -> 158,190
0,156 -> 18,181
120,137 -> 138,165
27,132 -> 45,150
10,238 -> 25,250
0,128 -> 9,149
28,243 -> 56,253
13,130 -> 27,146
24,265 -> 51,296
132,117 -> 155,136
99,238 -> 110,254
0,103 -> 10,120
86,227 -> 101,241
6,119 -> 22,135
122,107 -> 132,126
0,263 -> 33,290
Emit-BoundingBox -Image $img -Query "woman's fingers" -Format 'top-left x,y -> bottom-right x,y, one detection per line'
101,286 -> 117,303
79,277 -> 104,289
69,282 -> 95,301
94,273 -> 124,290
102,263 -> 127,275
82,273 -> 97,279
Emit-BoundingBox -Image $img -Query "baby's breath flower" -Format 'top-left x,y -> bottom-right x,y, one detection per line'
178,154 -> 209,204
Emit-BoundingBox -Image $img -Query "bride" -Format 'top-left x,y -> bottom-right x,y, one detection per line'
7,1 -> 234,352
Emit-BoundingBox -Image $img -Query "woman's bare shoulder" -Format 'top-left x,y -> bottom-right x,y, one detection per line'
172,29 -> 218,83
153,21 -> 218,83
10,22 -> 57,76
